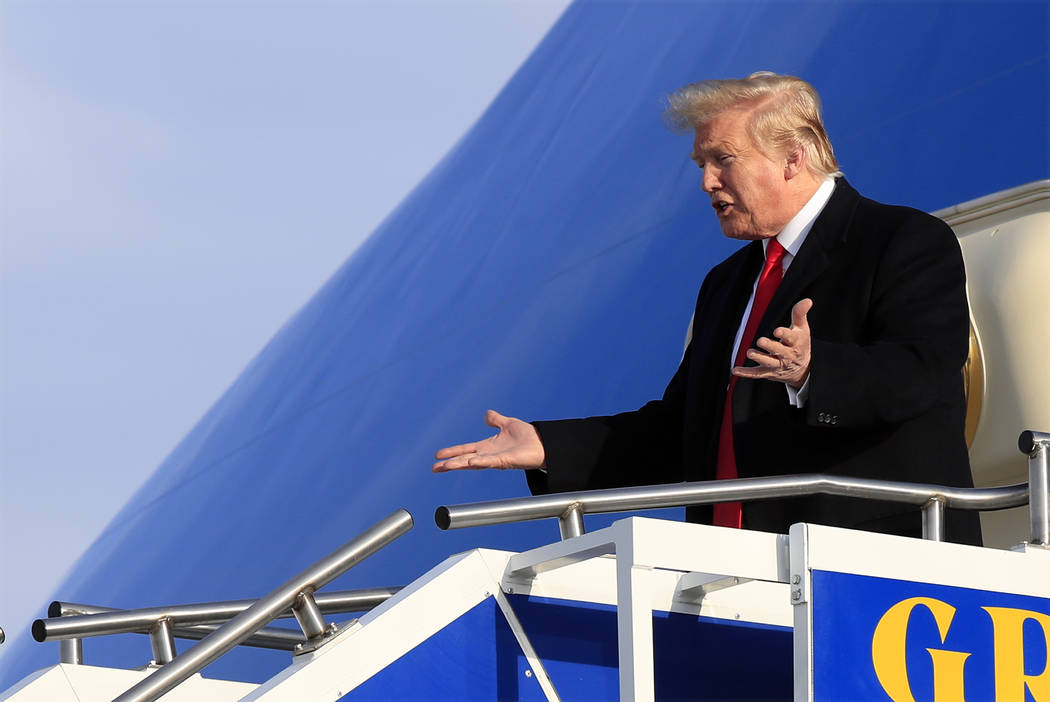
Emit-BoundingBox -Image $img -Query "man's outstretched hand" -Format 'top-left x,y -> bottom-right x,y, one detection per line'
733,298 -> 813,389
433,409 -> 546,472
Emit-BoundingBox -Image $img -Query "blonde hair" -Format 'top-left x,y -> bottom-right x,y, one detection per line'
665,71 -> 842,178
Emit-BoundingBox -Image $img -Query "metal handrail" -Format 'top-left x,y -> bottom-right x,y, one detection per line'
36,587 -> 401,650
438,429 -> 1050,545
113,508 -> 413,702
1021,429 -> 1050,545
437,474 -> 1026,539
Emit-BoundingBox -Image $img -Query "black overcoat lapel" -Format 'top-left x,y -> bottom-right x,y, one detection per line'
732,179 -> 861,422
682,241 -> 762,482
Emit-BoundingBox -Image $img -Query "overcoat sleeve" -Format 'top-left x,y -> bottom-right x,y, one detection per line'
526,343 -> 691,495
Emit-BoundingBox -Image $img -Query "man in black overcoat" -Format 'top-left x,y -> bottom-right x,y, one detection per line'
434,72 -> 981,546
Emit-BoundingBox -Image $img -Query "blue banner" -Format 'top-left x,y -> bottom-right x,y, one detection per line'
812,571 -> 1050,701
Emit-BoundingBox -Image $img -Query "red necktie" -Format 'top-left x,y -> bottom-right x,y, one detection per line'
713,239 -> 787,528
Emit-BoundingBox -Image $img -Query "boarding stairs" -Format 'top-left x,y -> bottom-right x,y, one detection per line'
2,430 -> 1049,702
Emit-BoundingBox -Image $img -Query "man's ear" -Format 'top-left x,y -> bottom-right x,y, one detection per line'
784,145 -> 806,180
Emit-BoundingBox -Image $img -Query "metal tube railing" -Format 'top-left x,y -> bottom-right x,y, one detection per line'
113,508 -> 413,702
59,638 -> 82,664
291,591 -> 327,640
149,619 -> 176,665
45,601 -> 310,652
436,472 -> 1031,539
1020,429 -> 1050,546
921,497 -> 946,542
36,586 -> 402,646
558,502 -> 586,539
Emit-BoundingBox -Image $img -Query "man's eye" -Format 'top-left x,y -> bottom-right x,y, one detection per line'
718,155 -> 733,164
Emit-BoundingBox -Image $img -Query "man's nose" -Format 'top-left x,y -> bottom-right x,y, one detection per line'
701,167 -> 720,193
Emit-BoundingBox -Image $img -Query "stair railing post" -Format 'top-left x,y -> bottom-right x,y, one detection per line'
922,496 -> 946,542
149,618 -> 176,665
292,590 -> 328,640
558,502 -> 585,540
1021,430 -> 1050,546
59,638 -> 82,665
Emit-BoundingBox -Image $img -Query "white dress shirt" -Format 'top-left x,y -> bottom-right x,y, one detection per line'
728,177 -> 836,407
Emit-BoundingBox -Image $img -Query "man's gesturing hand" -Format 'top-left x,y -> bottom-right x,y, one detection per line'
732,298 -> 813,389
433,409 -> 546,472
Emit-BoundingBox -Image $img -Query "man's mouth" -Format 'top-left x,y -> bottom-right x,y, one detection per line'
713,200 -> 733,216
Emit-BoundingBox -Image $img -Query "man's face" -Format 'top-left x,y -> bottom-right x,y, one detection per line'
691,109 -> 791,241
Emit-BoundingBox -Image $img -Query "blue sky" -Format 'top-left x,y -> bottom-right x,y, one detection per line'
0,0 -> 569,668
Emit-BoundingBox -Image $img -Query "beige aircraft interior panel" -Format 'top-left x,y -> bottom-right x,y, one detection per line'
939,180 -> 1050,546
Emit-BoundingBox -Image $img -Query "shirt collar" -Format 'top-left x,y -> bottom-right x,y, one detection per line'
762,176 -> 836,258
